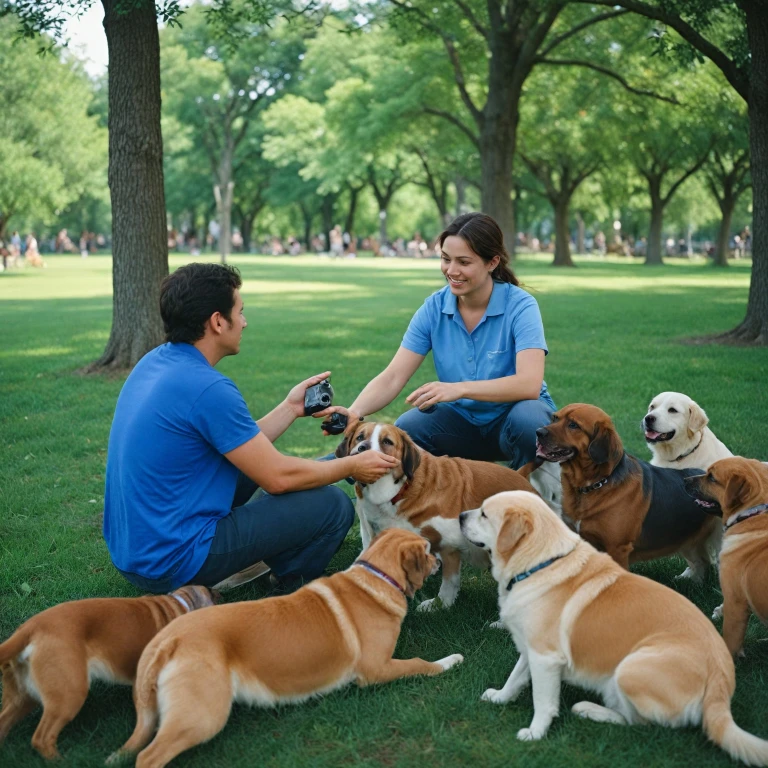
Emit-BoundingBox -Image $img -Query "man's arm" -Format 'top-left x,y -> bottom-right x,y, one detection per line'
225,432 -> 400,494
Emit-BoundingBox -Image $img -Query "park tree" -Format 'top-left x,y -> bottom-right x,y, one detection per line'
569,0 -> 764,342
3,0 -> 283,369
378,0 -> 676,249
0,19 -> 106,238
161,4 -> 307,262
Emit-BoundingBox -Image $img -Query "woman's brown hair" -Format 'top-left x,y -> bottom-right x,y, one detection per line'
437,212 -> 519,286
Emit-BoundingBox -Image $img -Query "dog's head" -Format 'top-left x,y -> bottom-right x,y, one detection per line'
335,422 -> 421,482
363,528 -> 438,598
643,391 -> 708,447
535,403 -> 624,472
684,457 -> 768,519
460,491 -> 579,580
170,585 -> 221,610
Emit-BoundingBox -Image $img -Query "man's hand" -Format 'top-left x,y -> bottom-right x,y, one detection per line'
350,450 -> 399,484
313,405 -> 362,436
406,382 -> 462,411
284,371 -> 331,419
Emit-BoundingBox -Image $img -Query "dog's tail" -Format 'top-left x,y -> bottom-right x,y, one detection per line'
0,626 -> 31,669
703,663 -> 768,765
106,635 -> 180,763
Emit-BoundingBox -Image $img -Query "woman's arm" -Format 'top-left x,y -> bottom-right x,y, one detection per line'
406,349 -> 545,410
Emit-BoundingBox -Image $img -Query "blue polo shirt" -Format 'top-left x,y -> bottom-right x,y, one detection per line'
104,343 -> 260,587
401,281 -> 550,425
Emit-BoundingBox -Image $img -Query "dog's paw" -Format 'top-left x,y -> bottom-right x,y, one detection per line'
488,620 -> 506,631
436,653 -> 463,671
517,727 -> 544,741
416,597 -> 444,613
481,687 -> 509,704
712,603 -> 723,620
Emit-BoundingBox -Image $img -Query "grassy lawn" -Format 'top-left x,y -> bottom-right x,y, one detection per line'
1,252 -> 767,767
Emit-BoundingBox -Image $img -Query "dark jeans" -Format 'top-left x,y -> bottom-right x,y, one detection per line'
119,473 -> 355,592
394,396 -> 556,469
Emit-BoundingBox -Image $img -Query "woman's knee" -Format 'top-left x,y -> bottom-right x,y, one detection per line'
500,400 -> 553,466
394,409 -> 436,452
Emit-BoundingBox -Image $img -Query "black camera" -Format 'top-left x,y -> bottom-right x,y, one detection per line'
321,412 -> 348,435
304,379 -> 334,416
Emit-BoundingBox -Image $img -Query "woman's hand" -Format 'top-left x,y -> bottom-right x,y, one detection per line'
349,451 -> 400,484
312,405 -> 363,436
284,371 -> 331,419
406,381 -> 463,411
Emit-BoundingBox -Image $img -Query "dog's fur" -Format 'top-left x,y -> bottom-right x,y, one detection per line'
459,490 -> 768,764
0,586 -> 217,759
335,422 -> 536,611
644,392 -> 733,469
685,458 -> 768,656
109,529 -> 463,768
535,403 -> 719,578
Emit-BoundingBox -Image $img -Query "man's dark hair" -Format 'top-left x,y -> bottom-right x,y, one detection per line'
160,263 -> 242,344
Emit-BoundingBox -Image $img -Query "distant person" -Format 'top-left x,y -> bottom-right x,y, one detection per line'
25,233 -> 45,268
80,231 -> 89,259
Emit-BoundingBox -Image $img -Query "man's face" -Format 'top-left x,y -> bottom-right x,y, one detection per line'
221,289 -> 247,355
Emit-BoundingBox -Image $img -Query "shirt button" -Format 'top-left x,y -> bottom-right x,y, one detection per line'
468,357 -> 473,362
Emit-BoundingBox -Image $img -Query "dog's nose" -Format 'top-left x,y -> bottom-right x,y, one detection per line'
645,414 -> 656,426
536,427 -> 549,439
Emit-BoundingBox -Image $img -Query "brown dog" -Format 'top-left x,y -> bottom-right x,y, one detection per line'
685,457 -> 768,656
108,529 -> 463,768
533,403 -> 719,575
460,491 -> 768,763
0,585 -> 216,759
335,421 -> 536,611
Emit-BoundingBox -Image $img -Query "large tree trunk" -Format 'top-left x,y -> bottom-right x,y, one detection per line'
646,184 -> 665,265
345,186 -> 360,235
321,195 -> 334,254
720,0 -> 768,344
480,113 -> 516,254
299,202 -> 313,251
576,212 -> 585,254
89,0 -> 168,371
552,196 -> 575,267
214,180 -> 233,264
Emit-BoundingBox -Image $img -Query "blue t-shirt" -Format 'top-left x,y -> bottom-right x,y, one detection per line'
401,281 -> 550,425
104,343 -> 260,587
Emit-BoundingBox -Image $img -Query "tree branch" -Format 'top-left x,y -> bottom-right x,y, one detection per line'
423,106 -> 480,148
570,0 -> 749,101
454,0 -> 489,39
535,57 -> 680,104
540,9 -> 629,56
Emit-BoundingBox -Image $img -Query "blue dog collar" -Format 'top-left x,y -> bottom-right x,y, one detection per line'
506,549 -> 574,591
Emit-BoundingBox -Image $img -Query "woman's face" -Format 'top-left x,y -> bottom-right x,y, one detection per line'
440,235 -> 499,298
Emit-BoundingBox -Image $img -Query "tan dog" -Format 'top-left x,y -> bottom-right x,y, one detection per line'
335,421 -> 536,611
535,403 -> 719,577
0,585 -> 217,759
685,458 -> 768,656
459,491 -> 768,763
109,529 -> 463,768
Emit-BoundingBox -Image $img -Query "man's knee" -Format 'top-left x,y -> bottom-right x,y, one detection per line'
316,485 -> 355,532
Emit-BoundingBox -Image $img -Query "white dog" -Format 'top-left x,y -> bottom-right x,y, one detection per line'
459,491 -> 768,763
643,392 -> 733,469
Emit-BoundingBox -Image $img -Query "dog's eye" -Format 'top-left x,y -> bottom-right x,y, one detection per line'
649,405 -> 656,411
382,438 -> 393,447
480,510 -> 487,519
356,433 -> 365,441
668,407 -> 678,414
568,421 -> 578,430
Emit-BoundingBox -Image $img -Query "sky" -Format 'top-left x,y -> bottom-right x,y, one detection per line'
64,4 -> 108,77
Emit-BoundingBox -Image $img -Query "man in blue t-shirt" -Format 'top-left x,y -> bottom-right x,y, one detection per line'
104,263 -> 398,594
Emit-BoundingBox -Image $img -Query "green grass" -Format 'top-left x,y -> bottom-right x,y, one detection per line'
1,253 -> 767,768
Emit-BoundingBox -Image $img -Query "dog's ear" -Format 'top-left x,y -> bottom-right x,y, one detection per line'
497,508 -> 533,558
400,431 -> 422,480
724,472 -> 749,513
401,539 -> 431,597
588,422 -> 623,466
335,432 -> 353,459
688,402 -> 709,435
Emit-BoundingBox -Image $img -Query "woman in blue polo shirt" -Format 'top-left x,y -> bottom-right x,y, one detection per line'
337,212 -> 555,469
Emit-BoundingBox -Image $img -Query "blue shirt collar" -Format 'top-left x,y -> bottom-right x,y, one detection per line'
441,281 -> 507,317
